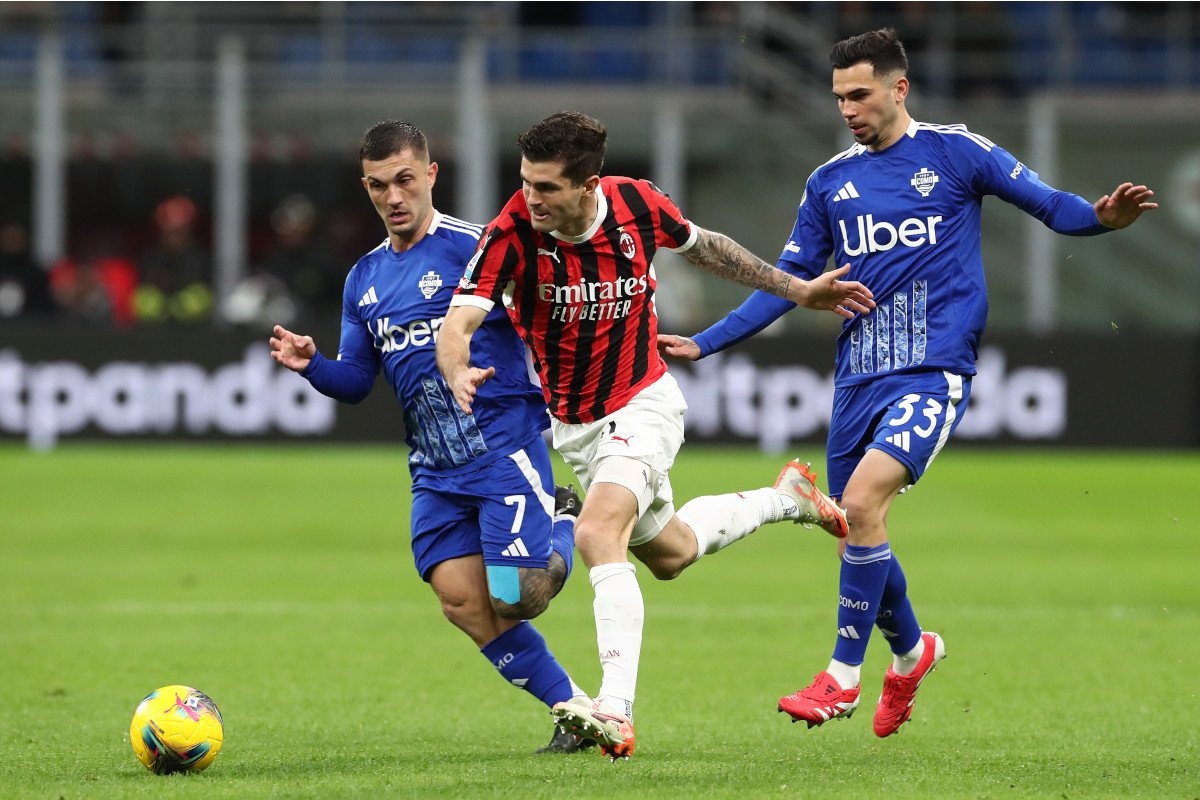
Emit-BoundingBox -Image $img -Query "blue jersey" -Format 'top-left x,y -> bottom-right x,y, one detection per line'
692,120 -> 1109,386
301,211 -> 549,478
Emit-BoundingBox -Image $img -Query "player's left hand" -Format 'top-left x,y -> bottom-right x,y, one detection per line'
800,264 -> 875,319
1094,182 -> 1158,229
446,365 -> 496,415
656,334 -> 701,361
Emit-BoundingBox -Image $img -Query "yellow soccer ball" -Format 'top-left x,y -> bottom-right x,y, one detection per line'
129,685 -> 224,774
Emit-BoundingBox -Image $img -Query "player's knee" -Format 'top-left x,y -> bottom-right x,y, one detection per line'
436,590 -> 489,631
839,493 -> 883,531
440,605 -> 479,632
572,517 -> 608,556
643,554 -> 687,581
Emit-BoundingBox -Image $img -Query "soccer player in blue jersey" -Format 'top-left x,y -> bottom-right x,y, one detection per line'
659,28 -> 1157,737
269,120 -> 594,753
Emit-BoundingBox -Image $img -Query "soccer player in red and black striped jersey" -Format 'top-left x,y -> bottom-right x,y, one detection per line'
437,111 -> 874,759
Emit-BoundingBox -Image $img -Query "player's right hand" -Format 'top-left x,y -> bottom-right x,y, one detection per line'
656,334 -> 701,361
269,324 -> 317,373
803,263 -> 874,319
447,365 -> 496,415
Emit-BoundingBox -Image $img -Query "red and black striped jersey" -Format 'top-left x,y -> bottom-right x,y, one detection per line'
451,176 -> 698,424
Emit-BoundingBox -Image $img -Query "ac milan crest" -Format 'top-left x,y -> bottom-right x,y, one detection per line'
619,231 -> 636,260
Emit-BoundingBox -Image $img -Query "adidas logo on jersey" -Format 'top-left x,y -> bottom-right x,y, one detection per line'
358,286 -> 379,307
832,181 -> 860,202
501,538 -> 530,558
886,431 -> 912,451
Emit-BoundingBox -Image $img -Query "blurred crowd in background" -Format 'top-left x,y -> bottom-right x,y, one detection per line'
1,0 -> 1196,329
0,190 -> 349,328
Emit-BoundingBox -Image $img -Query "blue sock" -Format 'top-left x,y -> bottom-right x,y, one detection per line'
832,543 -> 892,665
876,551 -> 922,656
480,621 -> 574,708
551,516 -> 575,578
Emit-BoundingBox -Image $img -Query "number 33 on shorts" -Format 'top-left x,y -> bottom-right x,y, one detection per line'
873,376 -> 970,484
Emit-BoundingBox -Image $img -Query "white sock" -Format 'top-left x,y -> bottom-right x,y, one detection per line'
597,696 -> 635,723
590,562 -> 642,714
893,636 -> 926,676
677,488 -> 785,561
826,659 -> 861,689
778,493 -> 801,520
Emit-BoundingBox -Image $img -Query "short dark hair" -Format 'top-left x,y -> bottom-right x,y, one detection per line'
359,120 -> 428,164
830,28 -> 909,76
516,111 -> 607,186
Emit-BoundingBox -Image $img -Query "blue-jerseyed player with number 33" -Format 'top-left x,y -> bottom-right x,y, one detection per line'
659,28 -> 1157,737
270,121 -> 596,754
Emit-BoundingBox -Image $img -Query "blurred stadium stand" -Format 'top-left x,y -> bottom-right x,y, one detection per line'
0,1 -> 1196,336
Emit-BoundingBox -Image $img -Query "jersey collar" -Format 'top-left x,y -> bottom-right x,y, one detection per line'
387,209 -> 439,255
550,186 -> 608,244
426,209 -> 445,236
864,118 -> 919,157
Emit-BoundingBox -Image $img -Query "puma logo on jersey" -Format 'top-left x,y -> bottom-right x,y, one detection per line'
537,247 -> 561,263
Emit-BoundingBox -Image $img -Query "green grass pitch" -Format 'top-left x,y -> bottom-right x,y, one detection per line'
1,443 -> 1197,799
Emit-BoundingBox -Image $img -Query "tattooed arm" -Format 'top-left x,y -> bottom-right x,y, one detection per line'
681,226 -> 874,319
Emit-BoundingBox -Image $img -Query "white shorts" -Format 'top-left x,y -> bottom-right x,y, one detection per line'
551,372 -> 687,547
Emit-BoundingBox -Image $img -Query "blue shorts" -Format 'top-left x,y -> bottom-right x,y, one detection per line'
826,370 -> 971,498
410,439 -> 558,582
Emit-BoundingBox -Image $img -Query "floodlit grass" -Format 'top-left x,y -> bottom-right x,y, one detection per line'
1,443 -> 1197,799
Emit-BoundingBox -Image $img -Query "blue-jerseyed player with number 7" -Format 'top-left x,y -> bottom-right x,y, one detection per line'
270,121 -> 594,754
658,28 -> 1157,737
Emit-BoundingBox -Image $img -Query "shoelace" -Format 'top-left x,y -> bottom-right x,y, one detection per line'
800,675 -> 851,702
878,674 -> 918,713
